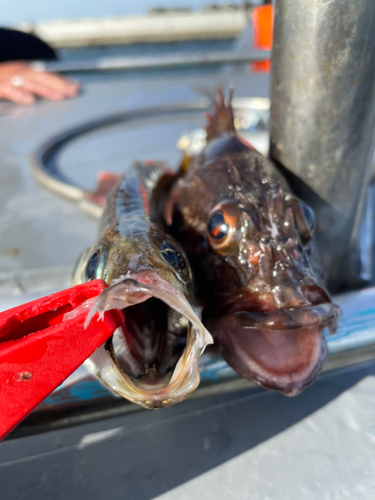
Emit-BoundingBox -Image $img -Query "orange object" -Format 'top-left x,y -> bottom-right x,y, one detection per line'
252,4 -> 273,73
87,171 -> 121,207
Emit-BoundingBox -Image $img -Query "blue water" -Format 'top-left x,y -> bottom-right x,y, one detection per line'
58,39 -> 235,61
58,38 -> 236,81
0,0 -> 260,26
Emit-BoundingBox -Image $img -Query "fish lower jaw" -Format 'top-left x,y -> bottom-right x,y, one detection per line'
215,324 -> 328,396
84,270 -> 213,408
87,325 -> 204,409
249,334 -> 327,396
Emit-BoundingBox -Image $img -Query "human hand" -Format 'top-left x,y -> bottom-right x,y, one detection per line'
0,62 -> 80,105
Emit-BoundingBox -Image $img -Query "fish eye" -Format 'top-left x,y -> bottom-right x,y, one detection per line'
208,213 -> 229,240
86,251 -> 99,280
296,202 -> 315,243
286,195 -> 316,245
159,242 -> 190,283
207,201 -> 241,254
300,204 -> 315,234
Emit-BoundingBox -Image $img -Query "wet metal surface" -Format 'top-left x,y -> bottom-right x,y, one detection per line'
1,361 -> 375,500
270,0 -> 375,291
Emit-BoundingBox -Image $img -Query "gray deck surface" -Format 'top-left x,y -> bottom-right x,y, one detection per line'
0,68 -> 374,499
1,362 -> 375,500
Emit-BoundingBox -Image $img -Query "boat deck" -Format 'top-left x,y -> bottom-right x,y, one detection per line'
1,68 -> 374,499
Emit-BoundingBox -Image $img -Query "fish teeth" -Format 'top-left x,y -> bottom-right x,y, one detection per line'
112,327 -> 144,378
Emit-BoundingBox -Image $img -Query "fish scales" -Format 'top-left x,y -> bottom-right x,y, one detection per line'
166,88 -> 339,396
73,160 -> 212,409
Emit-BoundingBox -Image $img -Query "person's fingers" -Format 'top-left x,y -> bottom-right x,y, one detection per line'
27,70 -> 80,97
0,62 -> 80,103
0,83 -> 35,105
21,79 -> 65,101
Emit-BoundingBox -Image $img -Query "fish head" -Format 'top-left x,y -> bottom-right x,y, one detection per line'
205,181 -> 326,304
75,224 -> 212,409
170,153 -> 339,395
76,220 -> 194,294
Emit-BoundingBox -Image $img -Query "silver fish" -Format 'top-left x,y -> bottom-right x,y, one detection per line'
73,161 -> 212,409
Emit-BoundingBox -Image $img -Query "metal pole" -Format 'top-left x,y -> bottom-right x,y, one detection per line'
270,0 -> 375,292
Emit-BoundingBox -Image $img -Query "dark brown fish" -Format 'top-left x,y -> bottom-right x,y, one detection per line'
166,88 -> 339,396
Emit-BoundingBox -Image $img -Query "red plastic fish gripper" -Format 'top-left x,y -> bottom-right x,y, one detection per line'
0,280 -> 124,441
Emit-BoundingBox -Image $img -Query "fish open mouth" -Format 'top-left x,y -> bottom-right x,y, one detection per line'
205,303 -> 339,396
84,270 -> 213,409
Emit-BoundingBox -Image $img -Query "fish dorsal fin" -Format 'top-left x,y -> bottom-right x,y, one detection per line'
114,168 -> 149,219
204,86 -> 236,142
